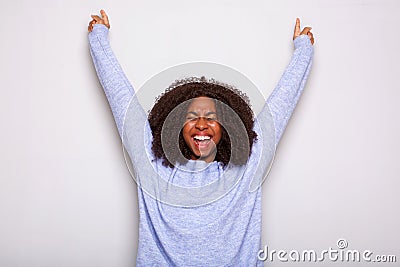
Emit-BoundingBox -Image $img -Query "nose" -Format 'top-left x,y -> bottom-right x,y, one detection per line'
195,117 -> 208,130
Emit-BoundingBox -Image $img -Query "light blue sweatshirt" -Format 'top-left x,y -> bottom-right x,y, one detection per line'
88,24 -> 313,266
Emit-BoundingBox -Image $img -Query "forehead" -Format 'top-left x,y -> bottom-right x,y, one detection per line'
187,96 -> 216,111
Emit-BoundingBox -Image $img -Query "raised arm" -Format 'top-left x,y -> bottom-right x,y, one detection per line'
88,11 -> 165,193
88,10 -> 142,139
247,19 -> 314,190
264,18 -> 314,146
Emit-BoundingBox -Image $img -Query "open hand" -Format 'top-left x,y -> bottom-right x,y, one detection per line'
293,18 -> 314,45
88,9 -> 110,33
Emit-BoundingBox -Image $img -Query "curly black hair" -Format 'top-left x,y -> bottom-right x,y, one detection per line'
148,77 -> 258,169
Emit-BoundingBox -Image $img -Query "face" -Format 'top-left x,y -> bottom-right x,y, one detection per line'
182,96 -> 222,163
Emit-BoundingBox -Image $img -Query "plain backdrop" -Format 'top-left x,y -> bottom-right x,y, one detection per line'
0,0 -> 399,266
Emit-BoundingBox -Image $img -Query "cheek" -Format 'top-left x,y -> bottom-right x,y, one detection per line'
182,122 -> 193,142
213,123 -> 223,143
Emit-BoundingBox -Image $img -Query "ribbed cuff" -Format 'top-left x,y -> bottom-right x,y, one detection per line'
89,23 -> 109,37
294,34 -> 313,49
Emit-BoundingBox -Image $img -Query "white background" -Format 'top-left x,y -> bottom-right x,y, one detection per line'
1,0 -> 399,266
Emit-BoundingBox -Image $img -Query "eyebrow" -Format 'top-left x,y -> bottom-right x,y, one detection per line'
186,111 -> 217,116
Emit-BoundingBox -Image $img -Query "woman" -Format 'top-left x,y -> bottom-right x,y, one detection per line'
88,9 -> 314,266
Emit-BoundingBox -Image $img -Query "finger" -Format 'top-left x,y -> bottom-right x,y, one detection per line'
294,18 -> 300,34
293,18 -> 301,39
91,15 -> 102,22
300,26 -> 312,35
100,10 -> 110,28
100,9 -> 108,20
307,32 -> 314,44
308,32 -> 315,45
88,20 -> 94,31
89,20 -> 96,30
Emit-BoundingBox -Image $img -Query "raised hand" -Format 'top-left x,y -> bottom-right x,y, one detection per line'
88,9 -> 110,33
293,18 -> 314,45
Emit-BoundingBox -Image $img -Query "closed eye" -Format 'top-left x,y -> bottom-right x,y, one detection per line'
186,116 -> 198,121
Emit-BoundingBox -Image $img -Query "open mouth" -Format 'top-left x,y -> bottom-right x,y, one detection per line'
192,135 -> 212,149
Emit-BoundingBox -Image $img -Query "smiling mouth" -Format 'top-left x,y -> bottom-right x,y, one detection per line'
192,135 -> 212,148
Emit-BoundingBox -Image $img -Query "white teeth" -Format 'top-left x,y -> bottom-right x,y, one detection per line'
194,135 -> 211,141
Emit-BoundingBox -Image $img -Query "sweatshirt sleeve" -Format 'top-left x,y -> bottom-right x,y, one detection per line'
88,24 -> 139,139
264,34 -> 314,146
